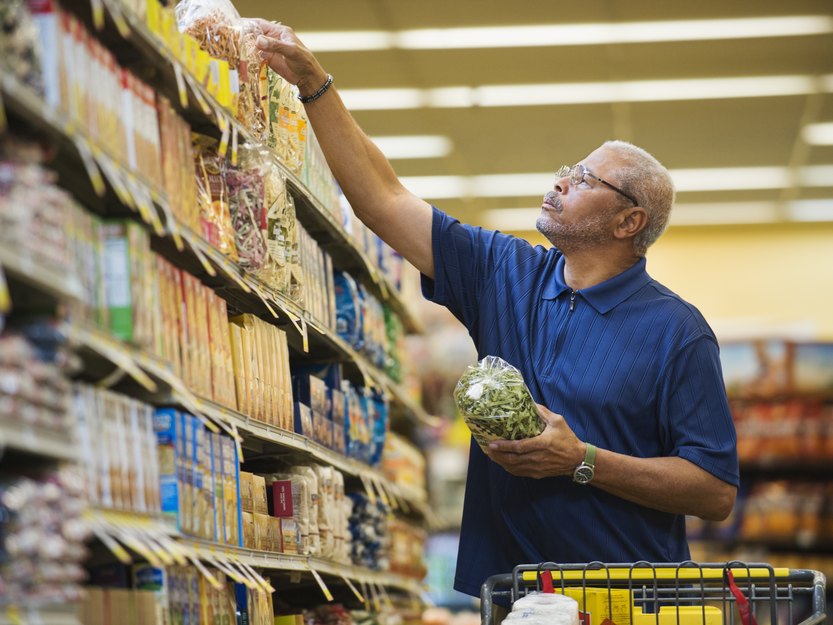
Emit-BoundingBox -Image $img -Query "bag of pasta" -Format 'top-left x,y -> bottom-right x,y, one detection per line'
226,144 -> 269,271
175,0 -> 267,140
454,356 -> 544,450
192,133 -> 237,260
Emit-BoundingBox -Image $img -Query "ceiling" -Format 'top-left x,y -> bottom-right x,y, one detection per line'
235,0 -> 833,236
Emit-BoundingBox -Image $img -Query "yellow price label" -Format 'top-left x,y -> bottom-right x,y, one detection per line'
90,0 -> 105,30
0,267 -> 11,315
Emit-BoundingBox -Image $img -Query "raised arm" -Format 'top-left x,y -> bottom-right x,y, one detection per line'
254,22 -> 435,278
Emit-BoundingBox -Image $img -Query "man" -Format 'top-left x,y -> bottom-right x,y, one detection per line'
255,23 -> 739,601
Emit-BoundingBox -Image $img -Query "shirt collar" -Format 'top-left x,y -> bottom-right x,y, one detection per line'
542,255 -> 652,314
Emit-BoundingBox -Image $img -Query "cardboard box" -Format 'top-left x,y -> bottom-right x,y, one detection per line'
251,474 -> 268,514
269,480 -> 294,518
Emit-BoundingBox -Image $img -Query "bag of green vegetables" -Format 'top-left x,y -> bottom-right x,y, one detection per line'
453,355 -> 544,450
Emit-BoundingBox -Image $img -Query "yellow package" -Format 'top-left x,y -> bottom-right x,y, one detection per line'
557,587 -> 722,625
229,322 -> 247,415
241,511 -> 255,549
251,474 -> 268,514
253,512 -> 270,551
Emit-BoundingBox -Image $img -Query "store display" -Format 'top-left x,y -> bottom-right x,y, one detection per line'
348,493 -> 389,572
0,331 -> 72,433
381,434 -> 426,496
454,355 -> 543,450
74,385 -> 161,515
228,313 -> 293,428
0,0 -> 43,94
0,0 -> 428,620
193,133 -> 238,260
175,0 -> 268,139
0,467 -> 90,606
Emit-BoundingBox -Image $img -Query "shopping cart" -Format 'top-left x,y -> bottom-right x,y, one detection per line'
480,562 -> 827,625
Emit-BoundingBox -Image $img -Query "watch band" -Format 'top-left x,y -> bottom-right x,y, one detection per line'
572,443 -> 596,485
584,442 -> 596,468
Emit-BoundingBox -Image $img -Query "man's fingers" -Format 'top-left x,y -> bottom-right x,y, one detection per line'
256,35 -> 290,53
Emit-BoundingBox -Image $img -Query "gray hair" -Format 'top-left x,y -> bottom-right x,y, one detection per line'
602,140 -> 675,256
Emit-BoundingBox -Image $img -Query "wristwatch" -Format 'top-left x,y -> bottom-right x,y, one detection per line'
572,443 -> 596,485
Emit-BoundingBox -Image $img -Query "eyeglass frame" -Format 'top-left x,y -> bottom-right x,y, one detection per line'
556,164 -> 639,207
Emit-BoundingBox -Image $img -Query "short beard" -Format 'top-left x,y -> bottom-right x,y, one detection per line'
536,209 -> 615,255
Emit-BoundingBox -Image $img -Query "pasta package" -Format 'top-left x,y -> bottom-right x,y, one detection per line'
192,134 -> 237,259
454,355 -> 544,450
175,0 -> 267,139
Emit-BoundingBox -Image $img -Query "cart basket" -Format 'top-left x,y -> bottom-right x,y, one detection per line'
480,561 -> 826,625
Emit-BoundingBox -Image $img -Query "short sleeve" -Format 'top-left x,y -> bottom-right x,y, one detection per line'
420,207 -> 517,330
659,336 -> 740,486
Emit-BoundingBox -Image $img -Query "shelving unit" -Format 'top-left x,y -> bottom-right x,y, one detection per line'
0,0 -> 432,621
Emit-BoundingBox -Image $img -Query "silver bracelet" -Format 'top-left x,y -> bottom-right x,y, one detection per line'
297,74 -> 334,103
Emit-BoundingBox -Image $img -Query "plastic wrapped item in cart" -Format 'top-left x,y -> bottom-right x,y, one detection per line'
454,355 -> 544,451
501,592 -> 580,625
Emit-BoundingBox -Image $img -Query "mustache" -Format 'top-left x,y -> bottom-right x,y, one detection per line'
544,191 -> 562,211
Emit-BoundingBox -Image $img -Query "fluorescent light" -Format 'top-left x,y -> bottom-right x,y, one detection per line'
399,17 -> 833,49
800,165 -> 833,186
483,200 -> 833,230
399,175 -> 468,199
299,31 -> 393,51
368,135 -> 452,159
802,122 -> 833,145
670,167 -> 790,192
398,165 -> 833,201
669,202 -> 779,225
482,208 -> 541,231
339,88 -> 424,110
787,199 -> 833,221
300,16 -> 833,52
338,74 -> 833,111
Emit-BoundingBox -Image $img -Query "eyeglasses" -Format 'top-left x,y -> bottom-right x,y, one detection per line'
556,164 -> 639,206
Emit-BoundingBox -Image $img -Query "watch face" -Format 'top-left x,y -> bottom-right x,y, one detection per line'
574,466 -> 594,484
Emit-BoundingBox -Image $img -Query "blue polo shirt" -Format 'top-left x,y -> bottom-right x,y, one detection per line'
421,208 -> 739,599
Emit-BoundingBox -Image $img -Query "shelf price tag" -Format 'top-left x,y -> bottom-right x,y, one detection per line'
72,134 -> 107,197
4,605 -> 23,625
309,568 -> 334,602
0,91 -> 7,133
340,575 -> 364,603
359,474 -> 377,505
90,0 -> 105,30
218,115 -> 230,158
187,553 -> 223,591
173,63 -> 190,109
0,267 -> 10,317
91,524 -> 133,565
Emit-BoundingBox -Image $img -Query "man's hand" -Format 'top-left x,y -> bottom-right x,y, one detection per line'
252,20 -> 328,95
485,404 -> 585,479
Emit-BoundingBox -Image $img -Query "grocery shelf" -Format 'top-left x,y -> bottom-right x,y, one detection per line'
0,605 -> 80,625
56,0 -> 423,336
180,538 -> 426,598
1,74 -> 431,429
0,416 -> 78,462
0,233 -> 84,303
62,325 -> 430,517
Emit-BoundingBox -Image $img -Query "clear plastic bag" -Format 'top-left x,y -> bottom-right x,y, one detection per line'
226,144 -> 269,270
192,134 -> 237,260
454,355 -> 544,450
175,0 -> 268,140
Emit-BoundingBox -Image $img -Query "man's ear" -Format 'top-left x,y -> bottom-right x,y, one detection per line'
614,207 -> 648,240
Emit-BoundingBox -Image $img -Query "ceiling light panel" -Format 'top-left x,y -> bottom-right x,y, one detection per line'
339,74 -> 833,111
802,122 -> 833,145
369,135 -> 453,159
300,16 -> 833,52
